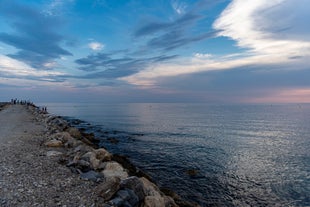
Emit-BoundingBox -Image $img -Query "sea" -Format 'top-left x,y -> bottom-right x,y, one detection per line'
41,103 -> 310,207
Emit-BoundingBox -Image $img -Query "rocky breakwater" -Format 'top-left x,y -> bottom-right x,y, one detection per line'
30,106 -> 198,207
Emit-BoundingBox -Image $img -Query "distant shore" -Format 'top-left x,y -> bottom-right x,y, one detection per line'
0,103 -> 197,207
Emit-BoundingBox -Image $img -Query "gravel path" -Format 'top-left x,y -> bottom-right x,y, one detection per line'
0,105 -> 98,207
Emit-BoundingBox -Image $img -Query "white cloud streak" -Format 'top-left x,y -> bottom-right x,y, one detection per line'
122,0 -> 310,86
0,55 -> 65,82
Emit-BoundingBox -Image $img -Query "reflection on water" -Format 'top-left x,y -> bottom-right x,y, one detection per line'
44,103 -> 310,206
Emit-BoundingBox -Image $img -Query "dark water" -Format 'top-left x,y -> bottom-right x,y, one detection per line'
43,103 -> 310,206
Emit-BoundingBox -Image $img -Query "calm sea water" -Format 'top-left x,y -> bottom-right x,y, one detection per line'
42,103 -> 310,207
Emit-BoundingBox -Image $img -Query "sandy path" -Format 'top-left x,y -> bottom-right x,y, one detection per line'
0,105 -> 97,207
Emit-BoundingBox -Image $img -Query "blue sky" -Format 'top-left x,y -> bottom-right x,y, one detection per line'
0,0 -> 309,103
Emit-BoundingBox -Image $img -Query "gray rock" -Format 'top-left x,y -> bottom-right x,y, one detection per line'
102,161 -> 128,179
81,151 -> 102,170
163,196 -> 178,207
139,177 -> 162,197
117,189 -> 139,206
108,197 -> 124,206
97,176 -> 121,201
47,117 -> 68,130
120,176 -> 145,202
144,196 -> 165,207
80,170 -> 103,182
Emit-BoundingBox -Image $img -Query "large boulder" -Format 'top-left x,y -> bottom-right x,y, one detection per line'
96,176 -> 121,201
120,176 -> 145,202
102,161 -> 128,179
81,151 -> 101,170
163,196 -> 178,207
107,188 -> 139,207
46,116 -> 68,130
140,177 -> 161,197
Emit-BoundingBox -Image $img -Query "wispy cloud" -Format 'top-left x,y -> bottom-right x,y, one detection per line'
133,2 -> 220,52
43,0 -> 75,16
75,52 -> 178,77
171,0 -> 187,15
0,0 -> 72,69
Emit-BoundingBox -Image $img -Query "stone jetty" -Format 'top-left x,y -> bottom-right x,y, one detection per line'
0,103 -> 198,207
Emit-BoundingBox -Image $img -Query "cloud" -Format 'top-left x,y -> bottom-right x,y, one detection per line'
43,0 -> 75,16
147,30 -> 218,51
171,0 -> 187,15
75,52 -> 178,78
88,42 -> 104,51
122,0 -> 310,87
0,0 -> 72,69
213,0 -> 310,56
133,2 -> 220,52
134,12 -> 202,38
0,54 -> 68,88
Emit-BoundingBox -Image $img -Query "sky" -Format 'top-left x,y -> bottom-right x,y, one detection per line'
0,0 -> 310,103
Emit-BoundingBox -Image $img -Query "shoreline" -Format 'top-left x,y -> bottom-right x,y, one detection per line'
0,103 -> 198,207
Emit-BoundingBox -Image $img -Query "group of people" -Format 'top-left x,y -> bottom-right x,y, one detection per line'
10,98 -> 34,106
10,98 -> 48,114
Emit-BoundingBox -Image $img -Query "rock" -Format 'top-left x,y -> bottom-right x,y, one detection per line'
80,170 -> 103,182
102,162 -> 128,179
64,137 -> 82,148
94,148 -> 112,162
76,160 -> 92,172
73,144 -> 93,154
50,132 -> 72,142
46,151 -> 63,157
109,189 -> 139,207
81,151 -> 101,170
144,196 -> 165,207
107,197 -> 124,207
97,176 -> 121,201
140,177 -> 162,197
66,154 -> 92,173
120,176 -> 145,202
115,189 -> 139,206
66,127 -> 82,139
44,139 -> 63,147
163,196 -> 178,207
47,116 -> 68,130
